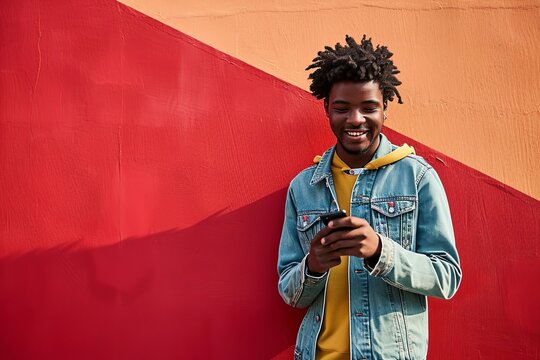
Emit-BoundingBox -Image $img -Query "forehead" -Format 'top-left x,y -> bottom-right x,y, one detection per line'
328,81 -> 383,103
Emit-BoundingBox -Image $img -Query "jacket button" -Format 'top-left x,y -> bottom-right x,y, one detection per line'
315,315 -> 321,322
355,312 -> 363,317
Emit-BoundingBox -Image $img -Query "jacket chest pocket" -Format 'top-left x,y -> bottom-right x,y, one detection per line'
371,198 -> 416,250
296,212 -> 325,254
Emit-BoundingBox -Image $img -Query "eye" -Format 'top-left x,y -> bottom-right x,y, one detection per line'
364,107 -> 378,113
333,108 -> 349,114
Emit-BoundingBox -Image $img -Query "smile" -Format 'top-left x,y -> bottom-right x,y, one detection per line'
346,130 -> 368,137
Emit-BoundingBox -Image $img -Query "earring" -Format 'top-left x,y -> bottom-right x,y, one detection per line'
383,111 -> 388,120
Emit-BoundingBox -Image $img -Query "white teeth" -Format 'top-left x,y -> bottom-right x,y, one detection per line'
347,131 -> 367,136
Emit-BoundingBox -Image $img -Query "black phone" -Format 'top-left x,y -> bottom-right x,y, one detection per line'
320,210 -> 347,226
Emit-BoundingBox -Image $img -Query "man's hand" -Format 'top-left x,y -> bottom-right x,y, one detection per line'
307,216 -> 382,274
306,225 -> 342,275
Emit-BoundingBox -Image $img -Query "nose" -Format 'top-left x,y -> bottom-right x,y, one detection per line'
347,109 -> 366,126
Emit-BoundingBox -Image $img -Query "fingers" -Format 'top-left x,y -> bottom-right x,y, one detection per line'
322,218 -> 369,246
310,224 -> 335,246
325,240 -> 374,258
327,216 -> 368,232
319,218 -> 381,259
311,216 -> 367,247
308,216 -> 377,271
307,244 -> 342,273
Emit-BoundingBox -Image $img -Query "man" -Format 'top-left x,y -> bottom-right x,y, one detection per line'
277,35 -> 462,360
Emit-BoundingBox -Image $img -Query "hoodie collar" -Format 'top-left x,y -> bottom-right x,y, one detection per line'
309,133 -> 393,185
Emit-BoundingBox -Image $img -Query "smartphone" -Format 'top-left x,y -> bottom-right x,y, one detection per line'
320,210 -> 347,226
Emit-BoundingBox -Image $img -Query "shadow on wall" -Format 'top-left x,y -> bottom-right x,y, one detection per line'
1,134 -> 540,359
0,189 -> 304,360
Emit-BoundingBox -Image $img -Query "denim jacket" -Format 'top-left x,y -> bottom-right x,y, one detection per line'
277,134 -> 462,360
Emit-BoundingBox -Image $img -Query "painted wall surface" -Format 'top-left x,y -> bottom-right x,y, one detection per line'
119,0 -> 540,200
1,0 -> 539,359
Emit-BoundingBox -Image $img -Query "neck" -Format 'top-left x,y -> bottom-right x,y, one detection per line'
336,140 -> 380,168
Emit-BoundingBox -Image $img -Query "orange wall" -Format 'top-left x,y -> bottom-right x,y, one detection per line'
120,0 -> 540,199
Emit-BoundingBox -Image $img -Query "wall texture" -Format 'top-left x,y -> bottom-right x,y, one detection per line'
0,0 -> 539,359
120,0 -> 540,201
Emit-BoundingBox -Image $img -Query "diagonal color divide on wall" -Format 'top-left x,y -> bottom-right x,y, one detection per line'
0,0 -> 539,359
119,0 -> 540,201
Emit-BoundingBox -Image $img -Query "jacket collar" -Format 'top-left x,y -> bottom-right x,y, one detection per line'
309,133 -> 393,185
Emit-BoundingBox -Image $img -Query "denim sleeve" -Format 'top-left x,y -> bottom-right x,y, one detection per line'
364,168 -> 462,299
277,186 -> 327,308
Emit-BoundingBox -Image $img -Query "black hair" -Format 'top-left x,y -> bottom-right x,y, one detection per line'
306,35 -> 403,108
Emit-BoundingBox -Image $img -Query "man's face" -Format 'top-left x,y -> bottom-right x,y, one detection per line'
326,81 -> 385,168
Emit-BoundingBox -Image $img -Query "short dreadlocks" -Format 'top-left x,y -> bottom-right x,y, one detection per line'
306,35 -> 403,109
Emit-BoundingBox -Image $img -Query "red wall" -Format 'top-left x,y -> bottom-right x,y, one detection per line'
1,0 -> 539,359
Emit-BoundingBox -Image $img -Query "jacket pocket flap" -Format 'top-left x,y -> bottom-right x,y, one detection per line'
371,199 -> 416,218
296,213 -> 323,231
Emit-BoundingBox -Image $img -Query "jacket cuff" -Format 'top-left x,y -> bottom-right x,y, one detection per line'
303,253 -> 328,285
364,234 -> 395,277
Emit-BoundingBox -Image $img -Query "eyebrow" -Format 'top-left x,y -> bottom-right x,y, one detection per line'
331,100 -> 350,105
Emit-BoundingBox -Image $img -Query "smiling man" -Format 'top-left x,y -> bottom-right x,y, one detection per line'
277,35 -> 462,360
